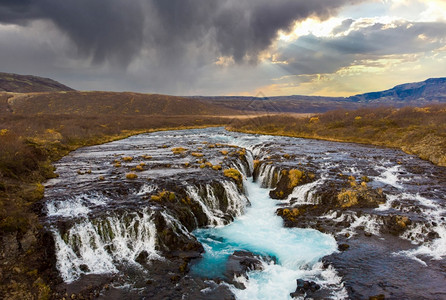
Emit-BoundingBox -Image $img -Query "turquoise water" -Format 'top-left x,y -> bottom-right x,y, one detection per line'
192,178 -> 338,299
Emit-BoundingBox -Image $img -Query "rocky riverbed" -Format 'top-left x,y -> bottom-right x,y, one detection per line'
41,128 -> 446,299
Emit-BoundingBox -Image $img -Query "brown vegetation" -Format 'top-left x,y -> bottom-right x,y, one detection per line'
229,104 -> 446,166
2,91 -> 241,116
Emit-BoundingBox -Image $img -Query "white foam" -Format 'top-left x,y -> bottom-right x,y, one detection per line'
137,184 -> 158,196
53,209 -> 161,283
374,165 -> 403,189
232,260 -> 347,300
339,214 -> 382,237
46,193 -> 108,218
197,179 -> 339,300
285,178 -> 324,206
396,223 -> 446,265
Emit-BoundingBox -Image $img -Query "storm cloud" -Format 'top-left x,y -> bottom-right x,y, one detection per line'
0,0 -> 363,66
275,20 -> 446,76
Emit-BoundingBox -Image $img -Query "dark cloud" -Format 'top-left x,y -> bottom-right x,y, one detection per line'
276,20 -> 446,76
331,18 -> 354,35
0,0 -> 363,67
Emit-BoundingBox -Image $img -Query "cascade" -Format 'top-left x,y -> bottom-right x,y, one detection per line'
53,209 -> 160,283
42,128 -> 446,299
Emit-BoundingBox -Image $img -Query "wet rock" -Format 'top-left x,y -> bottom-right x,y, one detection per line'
381,215 -> 412,235
224,250 -> 273,289
290,279 -> 321,298
338,244 -> 350,251
135,251 -> 149,264
152,211 -> 204,256
79,264 -> 90,273
270,168 -> 315,199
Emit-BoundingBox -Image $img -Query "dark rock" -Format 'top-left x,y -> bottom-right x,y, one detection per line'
79,264 -> 90,273
135,251 -> 149,264
381,215 -> 412,236
338,243 -> 350,251
224,250 -> 274,289
270,168 -> 314,199
290,279 -> 321,298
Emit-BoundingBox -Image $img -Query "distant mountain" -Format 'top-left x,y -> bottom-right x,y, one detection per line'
198,77 -> 446,113
348,77 -> 446,104
0,72 -> 74,93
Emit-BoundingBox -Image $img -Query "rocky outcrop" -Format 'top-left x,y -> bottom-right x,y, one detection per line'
290,279 -> 321,298
224,250 -> 275,289
269,168 -> 315,199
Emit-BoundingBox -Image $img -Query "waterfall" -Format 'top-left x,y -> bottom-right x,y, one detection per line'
286,178 -> 324,206
186,182 -> 250,227
186,185 -> 226,227
257,163 -> 279,188
52,209 -> 161,283
245,150 -> 254,175
221,180 -> 249,216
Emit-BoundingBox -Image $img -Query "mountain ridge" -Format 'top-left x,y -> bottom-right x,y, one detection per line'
347,77 -> 446,103
0,72 -> 74,93
1,72 -> 445,114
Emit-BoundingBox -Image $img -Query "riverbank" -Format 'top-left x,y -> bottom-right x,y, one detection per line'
227,104 -> 446,167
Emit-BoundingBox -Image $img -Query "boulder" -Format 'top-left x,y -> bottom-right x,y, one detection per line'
270,169 -> 314,200
290,279 -> 321,298
224,250 -> 275,289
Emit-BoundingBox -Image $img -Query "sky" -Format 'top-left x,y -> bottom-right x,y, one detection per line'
0,0 -> 445,97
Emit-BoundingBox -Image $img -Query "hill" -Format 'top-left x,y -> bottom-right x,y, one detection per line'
0,72 -> 74,93
348,77 -> 446,104
1,91 -> 240,116
1,72 -> 446,114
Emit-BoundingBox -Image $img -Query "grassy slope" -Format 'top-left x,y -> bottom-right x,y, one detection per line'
228,105 -> 446,167
3,91 -> 241,116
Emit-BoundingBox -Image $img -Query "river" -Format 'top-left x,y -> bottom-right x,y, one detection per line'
43,127 -> 446,299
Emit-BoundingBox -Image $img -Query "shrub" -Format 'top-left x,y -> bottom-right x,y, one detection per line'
171,147 -> 188,154
126,173 -> 138,179
223,168 -> 242,183
150,190 -> 175,202
288,169 -> 303,189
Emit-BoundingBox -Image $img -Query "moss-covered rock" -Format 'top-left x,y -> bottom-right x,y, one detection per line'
270,168 -> 314,199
